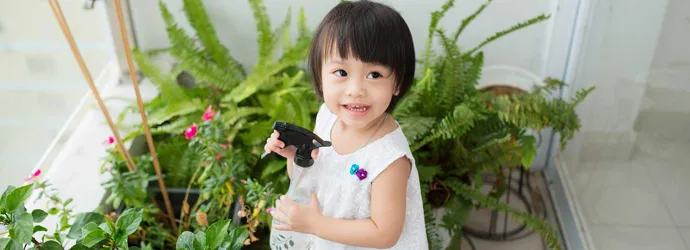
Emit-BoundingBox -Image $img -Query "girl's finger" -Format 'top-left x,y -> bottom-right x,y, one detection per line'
272,223 -> 293,231
311,148 -> 319,160
270,210 -> 290,226
275,199 -> 289,214
280,195 -> 298,208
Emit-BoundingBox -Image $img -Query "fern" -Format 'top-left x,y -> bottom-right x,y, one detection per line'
159,1 -> 239,90
466,13 -> 551,55
423,0 -> 455,70
147,99 -> 204,126
398,116 -> 436,142
411,103 -> 482,152
132,48 -> 187,102
249,0 -> 274,65
452,0 -> 493,43
421,184 -> 444,250
182,0 -> 245,77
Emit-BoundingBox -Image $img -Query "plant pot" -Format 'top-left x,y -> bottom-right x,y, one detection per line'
147,179 -> 201,221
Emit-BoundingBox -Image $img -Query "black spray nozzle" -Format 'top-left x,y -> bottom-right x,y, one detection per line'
260,121 -> 332,167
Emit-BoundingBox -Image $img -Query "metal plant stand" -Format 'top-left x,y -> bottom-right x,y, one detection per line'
461,167 -> 548,242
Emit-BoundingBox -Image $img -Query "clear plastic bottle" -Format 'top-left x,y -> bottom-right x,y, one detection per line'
269,164 -> 314,250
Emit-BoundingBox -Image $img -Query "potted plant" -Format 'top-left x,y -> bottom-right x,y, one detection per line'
98,0 -> 318,248
393,0 -> 595,249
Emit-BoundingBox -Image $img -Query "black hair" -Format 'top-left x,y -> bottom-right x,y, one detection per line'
308,0 -> 416,113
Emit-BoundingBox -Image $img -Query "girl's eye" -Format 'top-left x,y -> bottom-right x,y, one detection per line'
367,72 -> 382,79
334,70 -> 347,77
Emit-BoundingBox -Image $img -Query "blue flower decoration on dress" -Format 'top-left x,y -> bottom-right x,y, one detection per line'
350,164 -> 359,175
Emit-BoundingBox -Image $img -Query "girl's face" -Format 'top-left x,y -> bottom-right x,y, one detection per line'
321,52 -> 399,129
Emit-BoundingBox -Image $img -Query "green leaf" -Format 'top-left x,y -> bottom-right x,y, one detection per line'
193,231 -> 205,250
0,238 -> 22,250
261,160 -> 286,179
227,226 -> 250,250
31,209 -> 48,223
0,238 -> 10,249
66,212 -> 105,239
82,229 -> 107,248
33,225 -> 48,233
5,184 -> 34,212
418,165 -> 442,183
0,185 -> 16,212
175,231 -> 195,250
520,134 -> 537,168
398,116 -> 436,141
48,208 -> 59,215
205,219 -> 230,249
9,212 -> 33,244
115,208 -> 143,236
67,243 -> 90,250
99,220 -> 114,235
39,241 -> 64,250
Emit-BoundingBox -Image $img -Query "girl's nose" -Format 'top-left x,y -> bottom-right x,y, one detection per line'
345,79 -> 365,97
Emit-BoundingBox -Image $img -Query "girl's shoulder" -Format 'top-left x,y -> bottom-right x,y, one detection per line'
359,121 -> 416,181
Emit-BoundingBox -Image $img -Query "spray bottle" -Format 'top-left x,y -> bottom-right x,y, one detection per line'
261,121 -> 331,249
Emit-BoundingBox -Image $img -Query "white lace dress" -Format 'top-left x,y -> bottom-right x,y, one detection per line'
302,103 -> 429,250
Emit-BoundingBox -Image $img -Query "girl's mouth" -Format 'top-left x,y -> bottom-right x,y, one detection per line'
342,104 -> 370,116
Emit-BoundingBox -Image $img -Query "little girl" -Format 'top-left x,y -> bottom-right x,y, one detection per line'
264,1 -> 428,249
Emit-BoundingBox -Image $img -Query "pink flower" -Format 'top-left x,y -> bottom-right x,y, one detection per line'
102,136 -> 115,146
241,179 -> 247,184
24,168 -> 42,183
202,106 -> 216,121
266,208 -> 273,214
185,123 -> 198,139
216,152 -> 222,162
221,144 -> 228,149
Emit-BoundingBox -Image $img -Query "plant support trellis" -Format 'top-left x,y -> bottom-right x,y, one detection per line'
48,0 -> 177,232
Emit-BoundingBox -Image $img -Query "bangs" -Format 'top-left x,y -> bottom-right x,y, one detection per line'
315,9 -> 404,69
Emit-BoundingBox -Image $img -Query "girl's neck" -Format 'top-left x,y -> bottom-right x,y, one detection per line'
336,113 -> 388,136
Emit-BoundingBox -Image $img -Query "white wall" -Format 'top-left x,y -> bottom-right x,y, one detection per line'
129,0 -> 554,77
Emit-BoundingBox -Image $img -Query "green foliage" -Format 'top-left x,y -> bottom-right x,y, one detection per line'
118,0 -> 319,195
394,0 -> 594,249
174,220 -> 248,250
0,184 -> 142,250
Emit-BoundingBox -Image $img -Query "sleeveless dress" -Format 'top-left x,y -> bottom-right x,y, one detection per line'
304,103 -> 429,250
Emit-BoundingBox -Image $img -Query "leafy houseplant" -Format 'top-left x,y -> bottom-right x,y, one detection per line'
393,0 -> 595,249
0,183 -> 143,250
101,106 -> 280,249
117,0 -> 320,192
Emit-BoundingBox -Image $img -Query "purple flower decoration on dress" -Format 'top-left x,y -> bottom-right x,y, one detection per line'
356,168 -> 368,181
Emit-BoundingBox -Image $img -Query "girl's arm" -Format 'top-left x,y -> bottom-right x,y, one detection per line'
312,156 -> 411,248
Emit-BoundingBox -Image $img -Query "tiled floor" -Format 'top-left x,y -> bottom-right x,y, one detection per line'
570,134 -> 690,250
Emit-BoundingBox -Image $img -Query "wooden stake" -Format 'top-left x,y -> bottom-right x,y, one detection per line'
112,0 -> 177,231
48,0 -> 137,172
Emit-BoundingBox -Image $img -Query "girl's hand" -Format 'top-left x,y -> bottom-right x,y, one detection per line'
264,130 -> 320,160
264,130 -> 297,159
270,194 -> 323,235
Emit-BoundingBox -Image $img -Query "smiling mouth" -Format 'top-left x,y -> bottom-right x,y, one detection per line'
342,104 -> 370,113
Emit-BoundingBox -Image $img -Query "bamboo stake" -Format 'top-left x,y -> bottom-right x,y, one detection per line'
113,0 -> 177,231
48,0 -> 137,172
